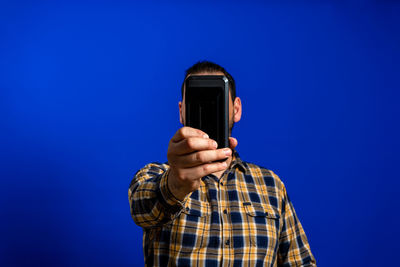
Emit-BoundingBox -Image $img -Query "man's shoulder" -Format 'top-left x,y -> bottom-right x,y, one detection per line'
240,161 -> 284,190
134,162 -> 170,177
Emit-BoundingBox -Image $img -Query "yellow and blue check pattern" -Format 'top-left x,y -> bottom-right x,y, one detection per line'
129,152 -> 316,266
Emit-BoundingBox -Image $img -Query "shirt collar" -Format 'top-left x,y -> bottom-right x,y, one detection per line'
230,150 -> 248,174
200,150 -> 248,183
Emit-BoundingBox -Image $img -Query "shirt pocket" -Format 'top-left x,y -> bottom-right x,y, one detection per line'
243,202 -> 280,249
172,198 -> 211,254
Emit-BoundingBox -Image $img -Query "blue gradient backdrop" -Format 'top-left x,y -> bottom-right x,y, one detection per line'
1,1 -> 399,266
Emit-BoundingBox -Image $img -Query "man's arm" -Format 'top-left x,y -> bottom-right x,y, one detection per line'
277,183 -> 317,266
128,163 -> 186,228
129,127 -> 233,228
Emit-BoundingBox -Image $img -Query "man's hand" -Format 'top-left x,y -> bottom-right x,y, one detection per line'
167,127 -> 237,201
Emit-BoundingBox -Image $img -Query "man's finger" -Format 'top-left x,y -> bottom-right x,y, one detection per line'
179,161 -> 228,180
171,127 -> 209,142
178,148 -> 231,167
170,137 -> 217,155
229,137 -> 238,150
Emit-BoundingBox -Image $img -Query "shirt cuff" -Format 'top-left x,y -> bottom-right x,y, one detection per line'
158,169 -> 188,214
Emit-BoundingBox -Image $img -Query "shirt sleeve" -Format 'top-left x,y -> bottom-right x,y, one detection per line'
128,163 -> 188,228
277,184 -> 317,266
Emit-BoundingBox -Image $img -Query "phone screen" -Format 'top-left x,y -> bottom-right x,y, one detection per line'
185,76 -> 229,148
186,87 -> 221,143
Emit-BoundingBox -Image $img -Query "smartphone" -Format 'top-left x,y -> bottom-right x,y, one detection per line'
184,75 -> 229,149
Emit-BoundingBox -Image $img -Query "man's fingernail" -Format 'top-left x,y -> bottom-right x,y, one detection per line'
203,134 -> 209,139
224,148 -> 232,156
213,141 -> 218,148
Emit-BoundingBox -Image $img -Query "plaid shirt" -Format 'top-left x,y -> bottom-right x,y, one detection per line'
129,152 -> 316,267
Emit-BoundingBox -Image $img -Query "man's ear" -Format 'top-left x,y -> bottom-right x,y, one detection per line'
179,101 -> 183,124
233,97 -> 242,123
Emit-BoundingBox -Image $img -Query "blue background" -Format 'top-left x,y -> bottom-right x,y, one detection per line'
1,0 -> 399,266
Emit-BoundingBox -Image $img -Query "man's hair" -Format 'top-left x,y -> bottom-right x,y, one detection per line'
181,61 -> 236,101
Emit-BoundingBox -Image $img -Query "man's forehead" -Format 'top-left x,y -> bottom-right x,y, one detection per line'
187,71 -> 225,77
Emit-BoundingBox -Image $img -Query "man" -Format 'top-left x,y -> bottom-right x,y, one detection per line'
129,61 -> 316,266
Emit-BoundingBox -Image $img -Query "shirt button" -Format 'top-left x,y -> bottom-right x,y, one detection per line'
220,182 -> 223,186
225,239 -> 230,246
223,209 -> 227,214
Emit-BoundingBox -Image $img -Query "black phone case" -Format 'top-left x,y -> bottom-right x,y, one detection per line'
185,75 -> 229,148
